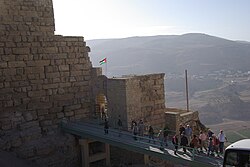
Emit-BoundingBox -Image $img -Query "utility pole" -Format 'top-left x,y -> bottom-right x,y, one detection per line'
185,69 -> 189,112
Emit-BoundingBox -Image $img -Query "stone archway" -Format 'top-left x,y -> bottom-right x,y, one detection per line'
95,93 -> 108,120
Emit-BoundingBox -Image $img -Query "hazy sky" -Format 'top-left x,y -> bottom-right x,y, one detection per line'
53,0 -> 250,41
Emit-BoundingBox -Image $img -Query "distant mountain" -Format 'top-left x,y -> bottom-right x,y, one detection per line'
87,33 -> 250,125
87,33 -> 250,77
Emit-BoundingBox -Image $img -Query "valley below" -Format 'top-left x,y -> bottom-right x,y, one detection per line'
166,73 -> 250,143
87,33 -> 250,140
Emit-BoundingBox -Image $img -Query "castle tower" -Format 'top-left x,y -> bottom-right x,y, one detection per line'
0,0 -> 96,166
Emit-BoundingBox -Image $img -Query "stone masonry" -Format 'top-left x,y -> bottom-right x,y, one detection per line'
0,0 -> 96,166
165,108 -> 206,135
105,74 -> 166,130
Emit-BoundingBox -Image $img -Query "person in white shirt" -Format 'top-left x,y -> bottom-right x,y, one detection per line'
185,125 -> 192,145
217,130 -> 227,154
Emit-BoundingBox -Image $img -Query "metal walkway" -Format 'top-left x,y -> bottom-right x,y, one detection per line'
61,120 -> 223,167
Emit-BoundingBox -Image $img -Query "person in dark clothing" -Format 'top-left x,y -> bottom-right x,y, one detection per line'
104,119 -> 109,134
148,125 -> 155,143
172,134 -> 179,155
132,121 -> 138,140
117,116 -> 122,137
131,120 -> 136,130
207,137 -> 213,156
180,133 -> 188,153
207,129 -> 214,138
163,127 -> 169,146
179,124 -> 185,136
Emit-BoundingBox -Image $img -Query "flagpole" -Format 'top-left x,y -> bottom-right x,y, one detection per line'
106,57 -> 108,77
105,58 -> 108,121
185,69 -> 189,112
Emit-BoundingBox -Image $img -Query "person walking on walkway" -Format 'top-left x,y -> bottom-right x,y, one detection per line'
172,134 -> 179,155
157,130 -> 164,150
179,124 -> 185,136
163,127 -> 169,146
207,137 -> 213,156
138,120 -> 145,139
148,125 -> 155,143
212,134 -> 220,157
132,121 -> 138,140
217,130 -> 227,154
104,118 -> 109,134
199,130 -> 207,152
180,132 -> 188,153
185,124 -> 192,145
190,134 -> 199,153
117,115 -> 122,137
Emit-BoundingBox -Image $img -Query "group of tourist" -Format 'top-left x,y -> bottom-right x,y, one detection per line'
104,118 -> 228,158
172,124 -> 228,156
174,124 -> 193,154
207,129 -> 228,156
131,120 -> 145,140
131,120 -> 170,149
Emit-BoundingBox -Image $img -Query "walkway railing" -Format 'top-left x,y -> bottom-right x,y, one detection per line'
61,119 -> 223,167
90,118 -> 194,156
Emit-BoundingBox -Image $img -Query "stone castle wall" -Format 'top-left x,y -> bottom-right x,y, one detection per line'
139,73 -> 166,128
107,74 -> 166,130
107,78 -> 128,127
0,0 -> 95,166
165,108 -> 205,135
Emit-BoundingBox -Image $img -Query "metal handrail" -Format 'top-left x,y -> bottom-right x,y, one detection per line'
61,120 -> 196,161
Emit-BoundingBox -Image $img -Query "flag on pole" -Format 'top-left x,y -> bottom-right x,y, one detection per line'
99,58 -> 107,65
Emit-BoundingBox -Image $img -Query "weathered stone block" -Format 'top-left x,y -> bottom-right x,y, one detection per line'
64,111 -> 74,117
12,47 -> 30,55
25,66 -> 44,74
23,112 -> 36,121
40,120 -> 53,126
58,65 -> 69,72
45,66 -> 57,73
63,104 -> 81,112
2,55 -> 15,61
57,112 -> 64,118
43,46 -> 58,54
27,101 -> 53,110
27,60 -> 50,67
0,48 -> 3,55
37,109 -> 49,116
42,83 -> 58,89
3,69 -> 16,76
59,83 -> 71,88
45,72 -> 60,78
19,121 -> 39,130
6,42 -> 16,47
0,62 -> 7,68
54,94 -> 74,101
8,61 -> 26,68
28,90 -> 46,97
36,146 -> 53,156
70,64 -> 84,71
